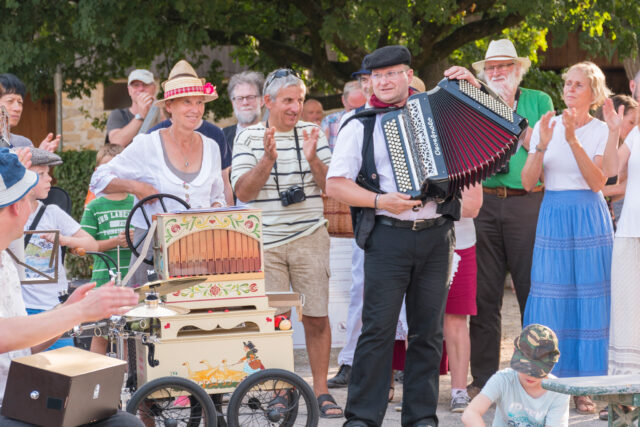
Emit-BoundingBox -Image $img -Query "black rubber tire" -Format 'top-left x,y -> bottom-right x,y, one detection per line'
126,376 -> 217,427
226,369 -> 319,427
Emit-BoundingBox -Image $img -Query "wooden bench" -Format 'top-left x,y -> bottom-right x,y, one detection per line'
542,375 -> 640,426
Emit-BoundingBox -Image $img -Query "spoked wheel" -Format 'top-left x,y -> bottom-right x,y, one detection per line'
226,369 -> 319,427
126,376 -> 217,427
125,193 -> 190,265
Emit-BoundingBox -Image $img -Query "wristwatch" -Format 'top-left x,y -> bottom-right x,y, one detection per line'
134,113 -> 144,121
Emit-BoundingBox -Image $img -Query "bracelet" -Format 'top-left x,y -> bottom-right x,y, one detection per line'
535,145 -> 547,153
374,193 -> 381,209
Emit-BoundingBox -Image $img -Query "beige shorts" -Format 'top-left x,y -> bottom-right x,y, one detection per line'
264,226 -> 331,317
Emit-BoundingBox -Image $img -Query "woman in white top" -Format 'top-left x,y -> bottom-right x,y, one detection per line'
521,61 -> 622,414
91,60 -> 225,285
608,114 -> 640,376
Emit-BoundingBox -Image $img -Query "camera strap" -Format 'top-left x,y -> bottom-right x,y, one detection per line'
267,122 -> 306,195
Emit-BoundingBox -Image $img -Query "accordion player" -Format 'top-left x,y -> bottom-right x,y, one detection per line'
381,78 -> 528,201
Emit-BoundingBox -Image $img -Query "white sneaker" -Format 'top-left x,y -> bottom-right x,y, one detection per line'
450,393 -> 470,413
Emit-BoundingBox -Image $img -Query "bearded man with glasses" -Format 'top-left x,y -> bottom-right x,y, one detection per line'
462,39 -> 555,399
224,71 -> 265,151
231,69 -> 341,418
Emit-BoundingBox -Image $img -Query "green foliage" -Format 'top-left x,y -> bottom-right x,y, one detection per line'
52,150 -> 97,279
522,68 -> 566,112
0,0 -> 637,118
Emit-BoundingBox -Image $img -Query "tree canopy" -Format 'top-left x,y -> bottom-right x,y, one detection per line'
0,0 -> 638,117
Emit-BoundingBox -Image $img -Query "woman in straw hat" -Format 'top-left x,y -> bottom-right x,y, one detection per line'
521,61 -> 623,414
90,59 -> 225,285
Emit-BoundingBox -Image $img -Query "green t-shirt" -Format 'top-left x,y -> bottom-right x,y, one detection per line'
80,195 -> 134,286
483,87 -> 554,189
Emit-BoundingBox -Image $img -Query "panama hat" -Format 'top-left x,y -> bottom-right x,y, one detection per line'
156,60 -> 218,105
472,39 -> 531,74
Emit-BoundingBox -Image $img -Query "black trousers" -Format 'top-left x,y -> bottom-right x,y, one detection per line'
344,219 -> 454,427
469,191 -> 543,388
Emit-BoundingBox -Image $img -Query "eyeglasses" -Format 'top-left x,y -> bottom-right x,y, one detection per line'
265,68 -> 300,90
371,70 -> 406,81
231,95 -> 259,103
484,62 -> 516,73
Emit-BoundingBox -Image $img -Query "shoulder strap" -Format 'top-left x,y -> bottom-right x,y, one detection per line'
339,107 -> 397,132
24,204 -> 47,248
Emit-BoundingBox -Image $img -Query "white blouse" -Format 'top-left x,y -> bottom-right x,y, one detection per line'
529,116 -> 608,191
90,130 -> 225,229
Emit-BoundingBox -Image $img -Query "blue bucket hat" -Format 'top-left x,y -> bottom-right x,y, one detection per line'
0,147 -> 38,208
351,59 -> 372,79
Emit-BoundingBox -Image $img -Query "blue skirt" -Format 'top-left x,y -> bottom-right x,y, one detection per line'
524,190 -> 613,377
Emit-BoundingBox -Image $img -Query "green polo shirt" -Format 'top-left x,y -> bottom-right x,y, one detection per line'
483,87 -> 554,189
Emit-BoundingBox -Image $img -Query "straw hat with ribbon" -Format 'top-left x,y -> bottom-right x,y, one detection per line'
156,60 -> 218,105
472,39 -> 531,74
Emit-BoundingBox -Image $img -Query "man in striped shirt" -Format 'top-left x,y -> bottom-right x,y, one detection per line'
231,69 -> 341,418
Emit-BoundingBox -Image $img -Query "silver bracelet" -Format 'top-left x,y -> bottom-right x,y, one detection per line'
374,193 -> 381,209
536,145 -> 547,153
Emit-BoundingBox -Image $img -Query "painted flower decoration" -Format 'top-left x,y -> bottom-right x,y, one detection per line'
245,220 -> 254,229
210,285 -> 221,296
249,283 -> 258,292
171,224 -> 181,233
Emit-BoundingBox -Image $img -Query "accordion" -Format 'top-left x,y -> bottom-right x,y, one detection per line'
381,78 -> 528,200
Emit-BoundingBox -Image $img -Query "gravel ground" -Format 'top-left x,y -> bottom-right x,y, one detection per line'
293,290 -> 607,426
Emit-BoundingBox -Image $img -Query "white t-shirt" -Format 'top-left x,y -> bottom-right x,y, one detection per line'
21,202 -> 81,310
454,217 -> 476,250
328,113 -> 439,221
0,250 -> 31,406
481,368 -> 569,427
616,126 -> 640,237
529,116 -> 608,191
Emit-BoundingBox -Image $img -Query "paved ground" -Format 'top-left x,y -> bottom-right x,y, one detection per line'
294,290 -> 607,426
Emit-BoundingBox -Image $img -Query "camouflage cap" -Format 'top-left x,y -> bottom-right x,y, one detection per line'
510,324 -> 560,378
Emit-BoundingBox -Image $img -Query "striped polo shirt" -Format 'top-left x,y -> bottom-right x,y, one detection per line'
231,121 -> 331,248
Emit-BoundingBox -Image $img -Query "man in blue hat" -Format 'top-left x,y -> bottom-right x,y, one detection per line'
0,148 -> 142,425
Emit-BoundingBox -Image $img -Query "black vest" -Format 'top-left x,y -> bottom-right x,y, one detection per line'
344,109 -> 461,249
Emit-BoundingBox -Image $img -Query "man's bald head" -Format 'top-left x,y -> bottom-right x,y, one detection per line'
302,99 -> 324,125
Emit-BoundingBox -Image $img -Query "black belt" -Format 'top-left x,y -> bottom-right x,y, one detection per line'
376,215 -> 449,231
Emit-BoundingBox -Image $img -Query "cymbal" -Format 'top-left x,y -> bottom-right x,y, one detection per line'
131,277 -> 207,302
125,303 -> 189,318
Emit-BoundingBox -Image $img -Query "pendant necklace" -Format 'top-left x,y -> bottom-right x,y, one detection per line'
170,127 -> 194,167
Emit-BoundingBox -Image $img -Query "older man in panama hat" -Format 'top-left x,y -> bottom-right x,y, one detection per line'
462,39 -> 556,398
91,59 -> 226,286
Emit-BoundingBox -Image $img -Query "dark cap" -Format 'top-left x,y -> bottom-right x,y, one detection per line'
29,147 -> 63,167
510,324 -> 560,378
351,60 -> 372,79
363,45 -> 411,71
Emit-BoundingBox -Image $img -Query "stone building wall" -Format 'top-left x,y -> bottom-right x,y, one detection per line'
62,84 -> 107,151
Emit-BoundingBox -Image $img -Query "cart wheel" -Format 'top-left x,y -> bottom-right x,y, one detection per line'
226,369 -> 319,427
126,376 -> 217,427
125,193 -> 190,265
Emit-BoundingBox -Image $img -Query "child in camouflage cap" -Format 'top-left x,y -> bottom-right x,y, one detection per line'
462,324 -> 570,426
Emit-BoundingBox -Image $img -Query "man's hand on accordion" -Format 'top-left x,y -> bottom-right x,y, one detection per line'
443,66 -> 481,88
378,192 -> 423,215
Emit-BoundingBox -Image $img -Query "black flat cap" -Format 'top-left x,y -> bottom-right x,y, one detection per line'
363,45 -> 411,71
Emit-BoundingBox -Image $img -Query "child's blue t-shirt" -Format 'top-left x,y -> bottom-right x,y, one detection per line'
481,368 -> 569,427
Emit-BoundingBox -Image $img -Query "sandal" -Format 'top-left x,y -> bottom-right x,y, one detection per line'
317,393 -> 344,419
389,386 -> 395,402
267,391 -> 294,417
573,395 -> 596,415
